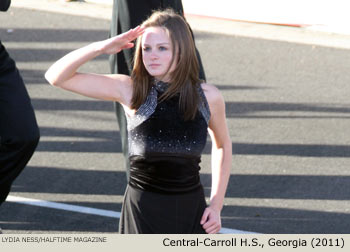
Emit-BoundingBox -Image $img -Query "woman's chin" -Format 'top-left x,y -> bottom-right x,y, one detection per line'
149,74 -> 170,82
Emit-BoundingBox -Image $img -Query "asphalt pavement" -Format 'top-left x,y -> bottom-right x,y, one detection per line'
1,1 -> 350,234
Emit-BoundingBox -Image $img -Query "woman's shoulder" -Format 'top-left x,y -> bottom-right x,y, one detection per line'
200,83 -> 224,106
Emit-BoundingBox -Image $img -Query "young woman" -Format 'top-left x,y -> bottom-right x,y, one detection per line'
45,10 -> 231,234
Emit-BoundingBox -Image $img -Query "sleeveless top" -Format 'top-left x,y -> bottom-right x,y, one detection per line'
126,80 -> 211,194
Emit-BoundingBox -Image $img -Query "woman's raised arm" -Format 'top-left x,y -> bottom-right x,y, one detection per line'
45,26 -> 144,103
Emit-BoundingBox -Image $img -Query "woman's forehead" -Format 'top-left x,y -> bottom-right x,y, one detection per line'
142,27 -> 171,44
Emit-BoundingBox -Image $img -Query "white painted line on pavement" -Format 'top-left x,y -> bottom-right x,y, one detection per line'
6,195 -> 120,218
219,227 -> 258,234
7,195 -> 258,234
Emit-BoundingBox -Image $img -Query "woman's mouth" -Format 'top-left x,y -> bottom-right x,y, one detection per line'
149,64 -> 161,68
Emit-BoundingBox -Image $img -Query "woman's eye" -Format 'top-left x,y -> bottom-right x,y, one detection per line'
143,47 -> 151,52
159,46 -> 167,51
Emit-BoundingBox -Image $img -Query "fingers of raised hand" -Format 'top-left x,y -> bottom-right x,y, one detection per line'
132,25 -> 146,35
125,26 -> 145,41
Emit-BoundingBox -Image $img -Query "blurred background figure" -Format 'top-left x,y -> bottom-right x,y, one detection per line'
0,0 -> 40,233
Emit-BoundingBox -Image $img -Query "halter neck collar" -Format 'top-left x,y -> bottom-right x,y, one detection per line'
154,79 -> 170,93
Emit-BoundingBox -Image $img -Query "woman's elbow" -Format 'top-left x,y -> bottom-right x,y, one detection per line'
44,70 -> 59,86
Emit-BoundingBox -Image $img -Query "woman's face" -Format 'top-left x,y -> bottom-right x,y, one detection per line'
141,27 -> 176,82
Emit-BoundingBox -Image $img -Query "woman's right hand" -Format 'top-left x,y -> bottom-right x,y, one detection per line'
97,26 -> 145,55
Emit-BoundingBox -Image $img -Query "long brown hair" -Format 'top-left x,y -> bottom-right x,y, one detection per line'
131,9 -> 201,121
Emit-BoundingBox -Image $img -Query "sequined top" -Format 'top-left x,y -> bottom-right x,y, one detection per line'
126,80 -> 211,193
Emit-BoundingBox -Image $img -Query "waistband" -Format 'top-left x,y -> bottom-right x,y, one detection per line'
128,154 -> 202,194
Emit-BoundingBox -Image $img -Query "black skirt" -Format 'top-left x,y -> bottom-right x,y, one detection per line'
119,185 -> 207,234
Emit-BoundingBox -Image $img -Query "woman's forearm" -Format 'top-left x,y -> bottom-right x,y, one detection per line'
209,141 -> 232,212
45,42 -> 103,86
45,26 -> 144,87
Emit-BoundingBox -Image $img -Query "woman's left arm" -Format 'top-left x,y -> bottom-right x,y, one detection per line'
200,84 -> 232,234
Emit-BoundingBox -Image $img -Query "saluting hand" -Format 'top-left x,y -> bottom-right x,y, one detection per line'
97,26 -> 145,55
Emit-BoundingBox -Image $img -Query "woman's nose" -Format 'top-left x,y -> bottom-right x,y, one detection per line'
150,51 -> 158,60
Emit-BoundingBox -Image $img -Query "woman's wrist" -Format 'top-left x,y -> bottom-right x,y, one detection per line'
208,203 -> 222,213
90,41 -> 105,56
